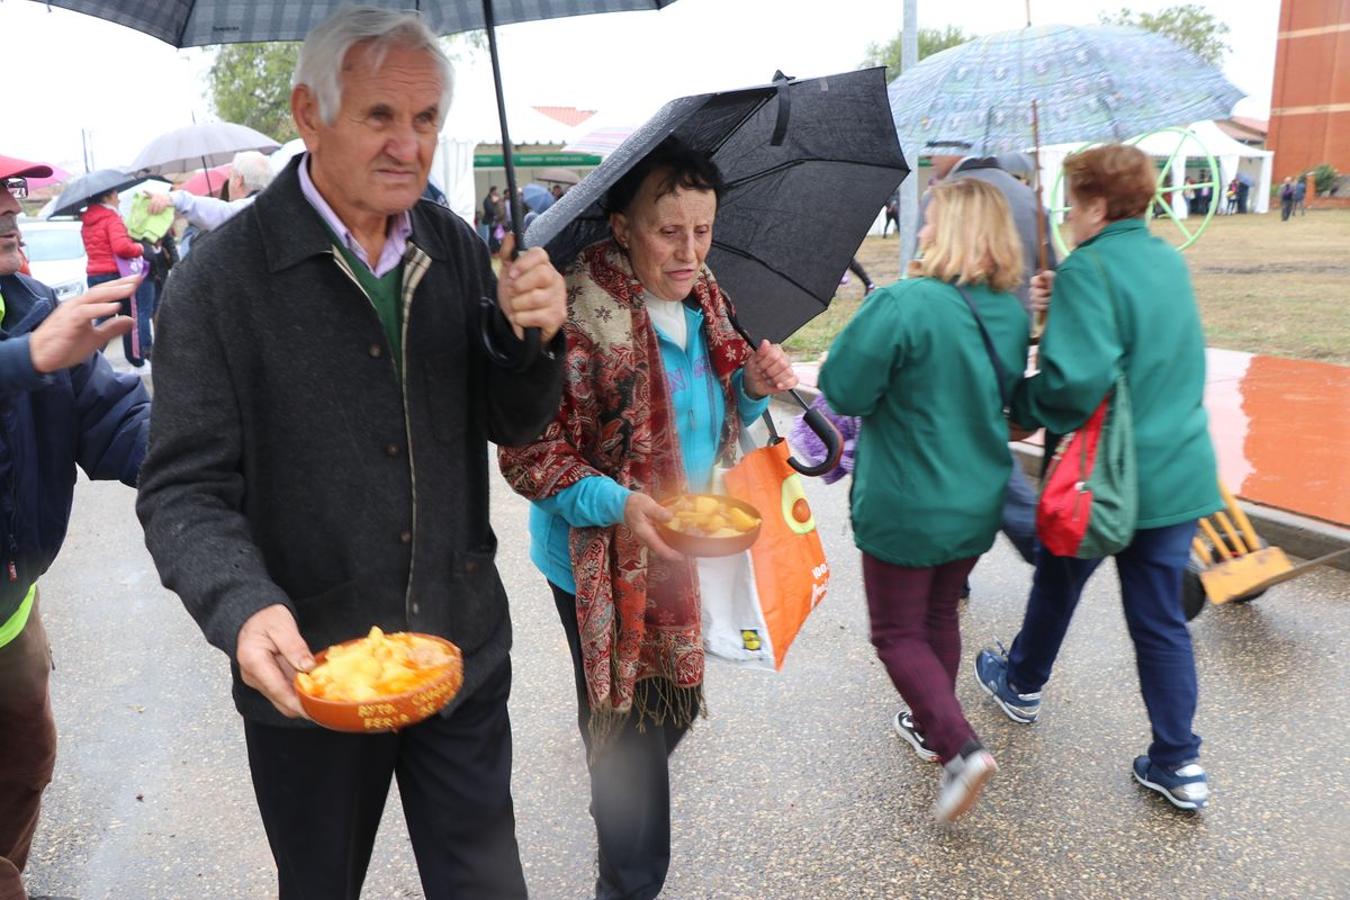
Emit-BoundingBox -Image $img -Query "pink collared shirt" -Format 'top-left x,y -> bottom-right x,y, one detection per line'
298,153 -> 412,278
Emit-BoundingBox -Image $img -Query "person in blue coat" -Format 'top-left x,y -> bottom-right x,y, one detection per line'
0,161 -> 150,897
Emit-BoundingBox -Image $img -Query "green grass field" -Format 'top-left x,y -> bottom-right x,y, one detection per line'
785,208 -> 1350,366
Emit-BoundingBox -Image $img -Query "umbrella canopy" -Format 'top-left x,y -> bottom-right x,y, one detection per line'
888,24 -> 1245,155
181,164 -> 233,197
534,167 -> 581,187
521,183 -> 555,214
563,123 -> 638,158
46,168 -> 142,218
526,68 -> 909,346
130,121 -> 280,175
38,0 -> 678,46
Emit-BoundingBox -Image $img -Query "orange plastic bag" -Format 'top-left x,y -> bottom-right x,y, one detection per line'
699,440 -> 830,670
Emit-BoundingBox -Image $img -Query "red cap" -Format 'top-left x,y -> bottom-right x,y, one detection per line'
0,154 -> 55,180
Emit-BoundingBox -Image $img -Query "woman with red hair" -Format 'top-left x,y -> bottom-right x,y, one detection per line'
975,144 -> 1222,812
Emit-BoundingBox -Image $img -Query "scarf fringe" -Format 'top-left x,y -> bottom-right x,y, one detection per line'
586,680 -> 706,763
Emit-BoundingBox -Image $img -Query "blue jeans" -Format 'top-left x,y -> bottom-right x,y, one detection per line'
1006,521 -> 1202,767
1000,463 -> 1038,564
88,271 -> 153,365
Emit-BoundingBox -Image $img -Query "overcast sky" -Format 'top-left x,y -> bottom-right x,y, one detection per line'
4,0 -> 1279,173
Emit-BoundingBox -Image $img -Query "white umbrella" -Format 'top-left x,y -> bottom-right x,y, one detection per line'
130,122 -> 281,177
269,138 -> 307,175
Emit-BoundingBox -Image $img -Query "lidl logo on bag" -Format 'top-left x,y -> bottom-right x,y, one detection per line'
740,629 -> 762,651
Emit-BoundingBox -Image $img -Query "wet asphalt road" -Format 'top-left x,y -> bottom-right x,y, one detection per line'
21,428 -> 1350,899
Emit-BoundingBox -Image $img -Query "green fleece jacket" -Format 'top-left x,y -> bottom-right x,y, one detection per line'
820,278 -> 1029,567
1012,218 -> 1221,529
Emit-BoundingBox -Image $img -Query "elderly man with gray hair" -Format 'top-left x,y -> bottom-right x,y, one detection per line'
147,150 -> 275,233
136,7 -> 566,897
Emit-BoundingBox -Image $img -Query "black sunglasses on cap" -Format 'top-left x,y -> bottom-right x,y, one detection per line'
3,177 -> 29,199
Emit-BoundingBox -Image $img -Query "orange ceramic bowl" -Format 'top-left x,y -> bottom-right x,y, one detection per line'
657,494 -> 762,558
295,633 -> 464,734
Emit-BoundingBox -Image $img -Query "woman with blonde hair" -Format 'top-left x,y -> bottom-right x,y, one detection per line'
820,178 -> 1028,822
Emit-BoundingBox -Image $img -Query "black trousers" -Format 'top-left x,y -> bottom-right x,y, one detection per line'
550,583 -> 696,900
846,256 -> 874,288
243,660 -> 526,900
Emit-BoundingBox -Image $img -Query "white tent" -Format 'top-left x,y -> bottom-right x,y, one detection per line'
435,62 -> 582,226
1035,120 -> 1274,216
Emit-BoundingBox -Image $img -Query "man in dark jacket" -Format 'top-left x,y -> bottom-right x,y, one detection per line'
135,8 -> 565,899
0,158 -> 149,899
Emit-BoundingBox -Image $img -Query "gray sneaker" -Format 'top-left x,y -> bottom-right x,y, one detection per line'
934,742 -> 998,823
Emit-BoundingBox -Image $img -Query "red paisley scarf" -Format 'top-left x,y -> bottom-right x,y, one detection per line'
499,239 -> 752,743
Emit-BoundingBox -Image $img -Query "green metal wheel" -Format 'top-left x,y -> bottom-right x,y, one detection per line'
1049,127 -> 1221,256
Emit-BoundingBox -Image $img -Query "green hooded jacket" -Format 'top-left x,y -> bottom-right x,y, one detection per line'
1012,218 -> 1221,529
820,278 -> 1030,567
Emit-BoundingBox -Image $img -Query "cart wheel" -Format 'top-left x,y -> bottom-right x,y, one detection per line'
1183,561 -> 1207,621
1185,534 -> 1272,620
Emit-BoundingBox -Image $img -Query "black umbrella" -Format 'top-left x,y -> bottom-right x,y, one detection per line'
527,68 -> 910,473
45,168 -> 143,218
31,0 -> 682,364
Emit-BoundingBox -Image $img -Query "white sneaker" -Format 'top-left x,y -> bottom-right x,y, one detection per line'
933,745 -> 997,823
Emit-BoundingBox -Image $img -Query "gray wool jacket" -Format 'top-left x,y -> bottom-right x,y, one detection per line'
136,159 -> 563,726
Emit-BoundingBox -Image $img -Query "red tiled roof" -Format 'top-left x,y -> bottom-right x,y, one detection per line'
533,106 -> 597,127
1229,115 -> 1268,135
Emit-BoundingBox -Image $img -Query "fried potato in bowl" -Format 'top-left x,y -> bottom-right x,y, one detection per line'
657,494 -> 762,557
295,627 -> 463,732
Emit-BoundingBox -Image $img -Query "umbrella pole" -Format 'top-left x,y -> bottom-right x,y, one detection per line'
482,0 -> 523,256
1031,98 -> 1048,337
202,154 -> 212,196
478,0 -> 540,370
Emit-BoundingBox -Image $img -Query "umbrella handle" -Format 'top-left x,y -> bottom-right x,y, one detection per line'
479,297 -> 542,372
783,390 -> 844,478
722,308 -> 841,476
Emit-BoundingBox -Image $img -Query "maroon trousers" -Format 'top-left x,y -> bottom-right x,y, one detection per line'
0,600 -> 56,900
862,554 -> 979,763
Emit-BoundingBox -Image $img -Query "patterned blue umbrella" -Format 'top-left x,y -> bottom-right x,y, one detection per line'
888,24 -> 1245,155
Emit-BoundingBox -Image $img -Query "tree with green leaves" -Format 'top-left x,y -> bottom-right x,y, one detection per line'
859,25 -> 970,76
1099,4 -> 1231,65
209,42 -> 301,142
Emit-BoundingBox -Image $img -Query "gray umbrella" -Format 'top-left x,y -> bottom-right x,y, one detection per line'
38,0 -> 676,46
46,168 -> 142,218
130,121 -> 281,178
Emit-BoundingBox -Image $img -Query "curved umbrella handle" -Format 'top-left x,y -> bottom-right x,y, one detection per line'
479,297 -> 542,372
784,390 -> 844,478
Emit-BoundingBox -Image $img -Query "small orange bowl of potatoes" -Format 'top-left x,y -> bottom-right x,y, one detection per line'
294,627 -> 464,733
657,493 -> 762,557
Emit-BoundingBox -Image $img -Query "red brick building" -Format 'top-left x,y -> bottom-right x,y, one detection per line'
1268,0 -> 1350,184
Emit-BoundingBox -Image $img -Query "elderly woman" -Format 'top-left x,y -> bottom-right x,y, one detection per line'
819,178 -> 1029,823
499,136 -> 795,900
974,144 -> 1221,811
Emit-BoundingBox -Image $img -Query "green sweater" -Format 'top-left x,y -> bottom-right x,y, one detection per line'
820,278 -> 1030,567
1012,218 -> 1221,529
332,236 -> 404,374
